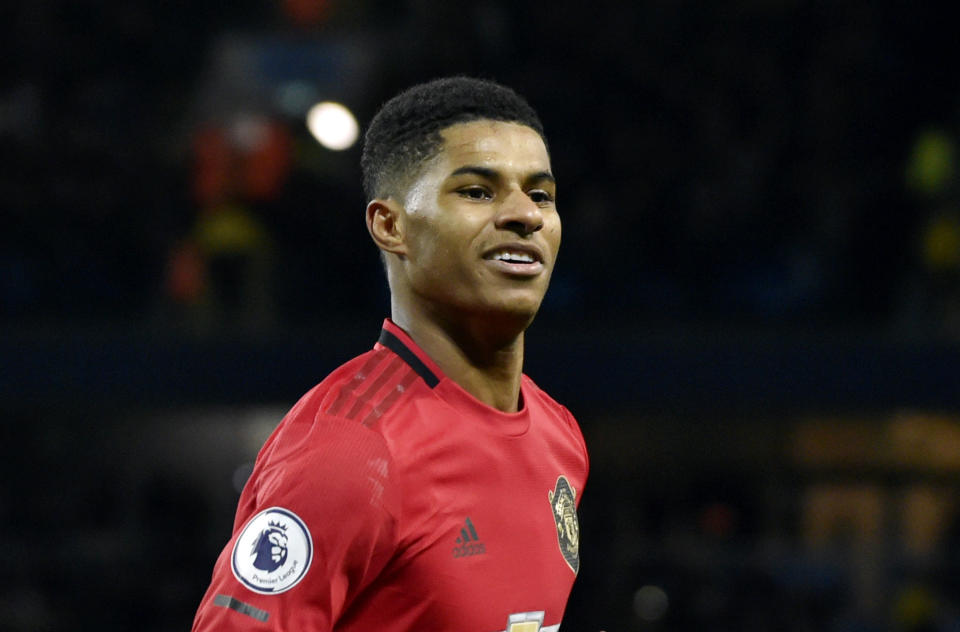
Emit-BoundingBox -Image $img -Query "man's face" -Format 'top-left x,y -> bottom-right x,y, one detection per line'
397,120 -> 561,325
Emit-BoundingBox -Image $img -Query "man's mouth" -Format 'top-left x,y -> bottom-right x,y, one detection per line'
490,250 -> 537,264
483,245 -> 545,276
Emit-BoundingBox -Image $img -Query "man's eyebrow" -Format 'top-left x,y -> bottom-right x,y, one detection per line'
526,170 -> 556,185
449,165 -> 498,179
448,166 -> 556,185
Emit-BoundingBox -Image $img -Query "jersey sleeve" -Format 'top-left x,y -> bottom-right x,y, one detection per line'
192,413 -> 399,631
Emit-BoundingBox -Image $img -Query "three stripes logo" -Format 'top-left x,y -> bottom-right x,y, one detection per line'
452,517 -> 486,558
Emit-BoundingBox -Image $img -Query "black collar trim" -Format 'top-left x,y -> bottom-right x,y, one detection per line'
378,328 -> 440,388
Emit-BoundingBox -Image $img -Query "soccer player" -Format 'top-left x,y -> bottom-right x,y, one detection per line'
191,76 -> 589,632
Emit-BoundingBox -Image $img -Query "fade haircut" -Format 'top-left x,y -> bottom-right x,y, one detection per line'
361,76 -> 546,201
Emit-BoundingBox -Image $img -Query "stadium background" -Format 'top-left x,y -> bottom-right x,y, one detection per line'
3,1 -> 960,630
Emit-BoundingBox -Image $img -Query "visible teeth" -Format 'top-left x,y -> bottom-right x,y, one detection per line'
492,251 -> 535,263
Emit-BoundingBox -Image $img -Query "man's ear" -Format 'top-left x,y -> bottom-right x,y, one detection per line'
366,198 -> 407,257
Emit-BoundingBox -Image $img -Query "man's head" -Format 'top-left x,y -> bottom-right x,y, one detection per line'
361,76 -> 546,202
363,77 -> 559,335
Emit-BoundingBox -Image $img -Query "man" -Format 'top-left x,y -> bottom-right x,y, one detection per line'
192,76 -> 588,632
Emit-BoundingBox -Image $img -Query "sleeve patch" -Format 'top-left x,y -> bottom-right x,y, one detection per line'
213,594 -> 270,622
231,507 -> 313,594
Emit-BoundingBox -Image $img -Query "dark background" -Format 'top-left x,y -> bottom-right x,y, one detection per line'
3,1 -> 960,630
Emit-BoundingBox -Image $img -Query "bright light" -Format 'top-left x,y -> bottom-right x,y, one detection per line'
306,101 -> 359,151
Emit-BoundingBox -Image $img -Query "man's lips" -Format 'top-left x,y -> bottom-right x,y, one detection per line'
482,243 -> 546,276
482,243 -> 544,263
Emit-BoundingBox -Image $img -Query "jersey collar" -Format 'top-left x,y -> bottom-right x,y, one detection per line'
376,320 -> 440,388
374,319 -> 532,437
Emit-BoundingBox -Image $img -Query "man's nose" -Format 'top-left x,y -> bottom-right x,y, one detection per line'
495,189 -> 544,235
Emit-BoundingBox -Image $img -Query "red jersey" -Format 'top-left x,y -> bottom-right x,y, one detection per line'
192,319 -> 589,632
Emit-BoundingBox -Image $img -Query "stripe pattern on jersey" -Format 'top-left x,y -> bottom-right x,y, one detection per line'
377,328 -> 440,387
324,351 -> 413,426
324,328 -> 437,425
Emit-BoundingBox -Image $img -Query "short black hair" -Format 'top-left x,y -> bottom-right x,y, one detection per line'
361,76 -> 546,201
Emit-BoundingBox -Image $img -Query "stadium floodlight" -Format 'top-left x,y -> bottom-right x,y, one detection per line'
306,101 -> 359,151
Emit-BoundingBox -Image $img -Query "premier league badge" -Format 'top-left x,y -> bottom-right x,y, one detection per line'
548,476 -> 580,574
232,507 -> 312,594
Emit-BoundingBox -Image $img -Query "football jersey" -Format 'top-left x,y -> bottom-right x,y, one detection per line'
192,319 -> 589,632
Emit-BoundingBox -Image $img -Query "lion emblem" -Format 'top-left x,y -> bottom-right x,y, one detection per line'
251,521 -> 289,572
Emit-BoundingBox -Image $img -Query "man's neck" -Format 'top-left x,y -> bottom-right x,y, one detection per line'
391,306 -> 527,413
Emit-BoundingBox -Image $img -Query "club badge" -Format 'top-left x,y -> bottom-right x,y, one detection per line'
548,475 -> 580,574
231,507 -> 312,594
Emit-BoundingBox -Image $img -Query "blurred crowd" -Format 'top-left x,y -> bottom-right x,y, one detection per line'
2,0 -> 959,336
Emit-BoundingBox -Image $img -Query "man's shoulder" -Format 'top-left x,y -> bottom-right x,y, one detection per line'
312,344 -> 433,427
268,344 -> 432,454
521,373 -> 576,423
252,348 -> 391,458
249,343 -> 434,503
251,348 -> 404,498
522,373 -> 587,461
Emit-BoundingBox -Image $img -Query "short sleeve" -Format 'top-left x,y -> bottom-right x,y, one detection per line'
192,414 -> 399,631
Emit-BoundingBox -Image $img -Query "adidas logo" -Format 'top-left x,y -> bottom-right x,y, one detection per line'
452,517 -> 486,558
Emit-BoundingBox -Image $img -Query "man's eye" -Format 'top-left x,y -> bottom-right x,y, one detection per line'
529,190 -> 555,204
458,187 -> 491,200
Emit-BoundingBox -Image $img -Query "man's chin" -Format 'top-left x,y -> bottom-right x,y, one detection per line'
478,298 -> 543,330
427,288 -> 547,332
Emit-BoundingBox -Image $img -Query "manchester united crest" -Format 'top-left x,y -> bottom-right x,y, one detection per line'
548,475 -> 580,574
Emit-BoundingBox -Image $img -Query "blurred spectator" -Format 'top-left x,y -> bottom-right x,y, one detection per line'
161,117 -> 287,333
900,128 -> 960,338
